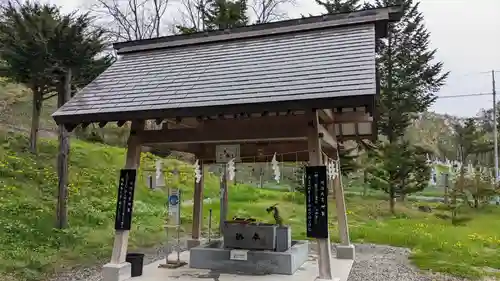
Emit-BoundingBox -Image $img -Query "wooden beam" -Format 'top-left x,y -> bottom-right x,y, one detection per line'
139,115 -> 308,145
110,120 -> 144,265
334,111 -> 373,123
318,109 -> 334,124
197,142 -> 322,162
329,117 -> 353,258
318,123 -> 337,149
306,110 -> 333,279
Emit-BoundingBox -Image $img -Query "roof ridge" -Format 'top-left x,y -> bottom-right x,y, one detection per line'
114,6 -> 401,55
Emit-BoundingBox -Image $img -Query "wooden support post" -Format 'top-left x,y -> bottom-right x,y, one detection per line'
330,128 -> 354,260
189,160 -> 204,248
306,110 -> 333,280
334,147 -> 350,246
56,69 -> 72,229
219,165 -> 228,237
103,120 -> 144,281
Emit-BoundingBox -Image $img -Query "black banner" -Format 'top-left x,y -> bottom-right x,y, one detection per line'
114,169 -> 137,230
305,166 -> 328,238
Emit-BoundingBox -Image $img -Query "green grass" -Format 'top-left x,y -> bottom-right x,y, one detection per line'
344,199 -> 500,279
0,131 -> 217,281
1,130 -> 500,280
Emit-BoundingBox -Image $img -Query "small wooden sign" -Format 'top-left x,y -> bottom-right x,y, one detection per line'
215,144 -> 240,163
305,166 -> 328,239
114,169 -> 137,230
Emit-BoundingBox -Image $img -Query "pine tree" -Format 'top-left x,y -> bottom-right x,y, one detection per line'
314,1 -> 449,209
315,0 -> 448,142
366,141 -> 431,213
0,2 -> 108,228
176,0 -> 249,33
373,0 -> 449,142
315,0 -> 361,14
0,2 -> 60,153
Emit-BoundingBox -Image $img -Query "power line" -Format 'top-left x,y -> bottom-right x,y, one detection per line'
436,92 -> 492,99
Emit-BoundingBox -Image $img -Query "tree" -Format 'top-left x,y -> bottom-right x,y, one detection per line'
315,1 -> 448,143
315,0 -> 361,14
204,0 -> 248,30
314,1 -> 448,208
453,118 -> 491,165
0,1 -> 60,153
48,10 -> 108,229
463,167 -> 497,209
249,0 -> 294,23
373,0 -> 449,143
367,141 -> 431,213
176,0 -> 248,33
0,1 -> 109,228
175,0 -> 207,33
90,0 -> 171,41
451,118 -> 493,208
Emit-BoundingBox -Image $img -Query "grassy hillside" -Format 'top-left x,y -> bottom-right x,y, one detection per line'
0,131 -> 170,281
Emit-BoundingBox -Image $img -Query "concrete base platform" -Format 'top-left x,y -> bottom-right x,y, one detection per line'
186,238 -> 208,249
103,262 -> 131,281
189,240 -> 308,275
336,244 -> 355,260
124,250 -> 353,281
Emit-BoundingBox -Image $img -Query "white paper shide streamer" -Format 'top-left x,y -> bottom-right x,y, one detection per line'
227,158 -> 236,181
194,159 -> 202,184
155,160 -> 165,187
271,153 -> 281,183
327,159 -> 338,180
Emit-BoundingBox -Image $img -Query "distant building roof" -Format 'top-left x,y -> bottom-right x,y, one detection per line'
52,7 -> 401,126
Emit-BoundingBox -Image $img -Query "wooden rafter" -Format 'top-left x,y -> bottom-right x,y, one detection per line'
318,123 -> 337,149
318,109 -> 334,124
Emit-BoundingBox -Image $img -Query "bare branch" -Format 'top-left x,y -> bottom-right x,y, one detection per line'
174,0 -> 207,33
250,0 -> 295,24
88,0 -> 172,41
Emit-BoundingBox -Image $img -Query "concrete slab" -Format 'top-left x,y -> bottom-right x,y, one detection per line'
124,250 -> 353,281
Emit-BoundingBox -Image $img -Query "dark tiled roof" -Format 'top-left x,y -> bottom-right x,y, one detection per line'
53,7 -> 401,125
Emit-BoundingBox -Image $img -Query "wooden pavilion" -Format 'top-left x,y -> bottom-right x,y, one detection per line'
52,6 -> 401,281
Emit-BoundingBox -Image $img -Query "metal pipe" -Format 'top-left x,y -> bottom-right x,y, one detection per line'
208,208 -> 212,242
493,70 -> 499,205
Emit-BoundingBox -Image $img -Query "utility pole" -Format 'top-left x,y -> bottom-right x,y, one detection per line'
493,70 -> 499,205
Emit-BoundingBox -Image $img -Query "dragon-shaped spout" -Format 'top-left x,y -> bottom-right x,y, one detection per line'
266,203 -> 283,226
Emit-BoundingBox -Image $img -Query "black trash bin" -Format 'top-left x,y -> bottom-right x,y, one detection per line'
126,253 -> 145,277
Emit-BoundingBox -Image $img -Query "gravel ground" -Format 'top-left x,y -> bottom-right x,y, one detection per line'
48,243 -> 468,281
48,242 -> 181,281
343,244 -> 468,281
